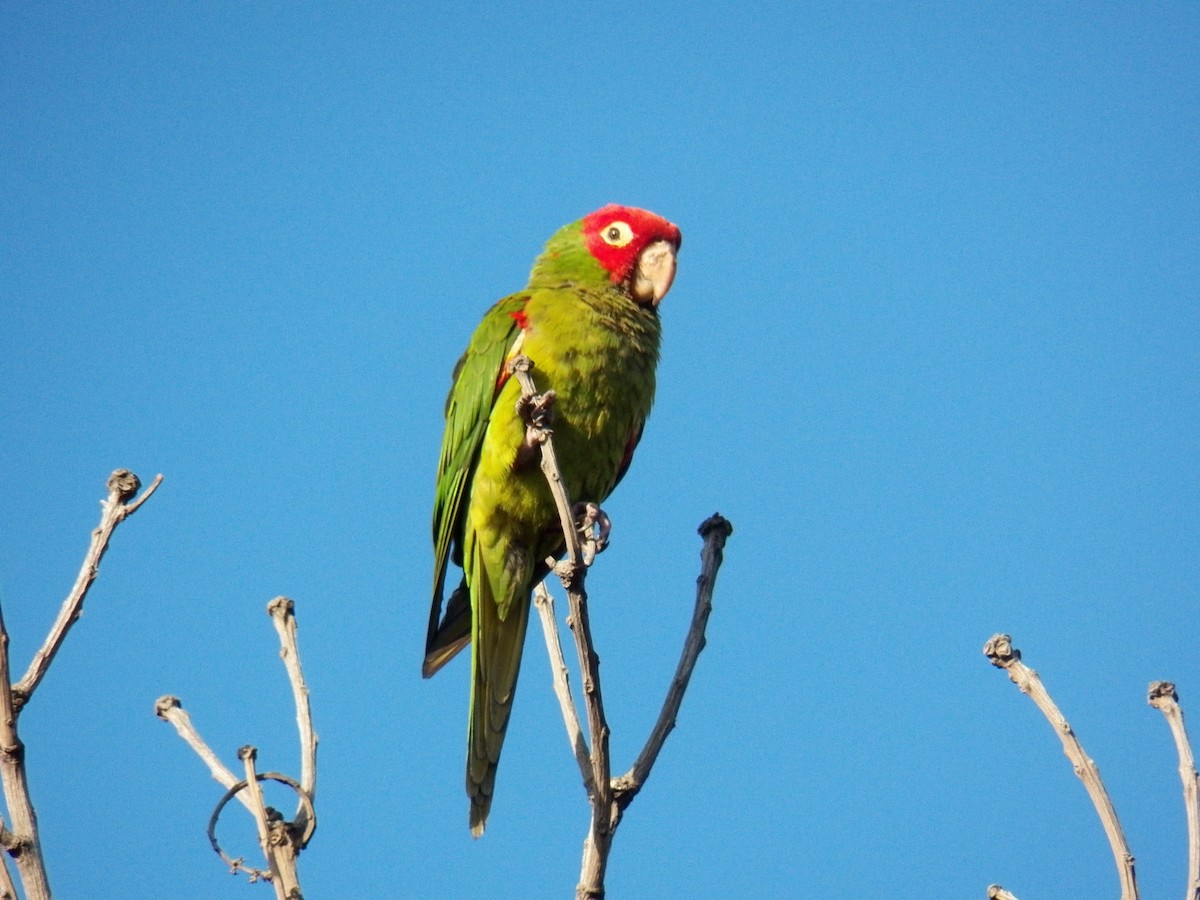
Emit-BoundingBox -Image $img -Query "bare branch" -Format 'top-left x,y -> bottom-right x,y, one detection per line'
267,597 -> 318,840
563,566 -> 615,900
0,470 -> 160,899
511,356 -> 728,899
1148,681 -> 1200,900
533,583 -> 593,789
205,771 -> 314,891
15,471 -> 163,708
158,601 -> 316,894
614,514 -> 732,806
155,696 -> 254,814
239,746 -> 288,900
0,604 -> 49,900
984,634 -> 1139,900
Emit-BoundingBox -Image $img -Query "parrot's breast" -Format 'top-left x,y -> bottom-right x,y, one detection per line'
466,285 -> 660,572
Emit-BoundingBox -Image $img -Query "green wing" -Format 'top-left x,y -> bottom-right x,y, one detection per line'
424,293 -> 527,677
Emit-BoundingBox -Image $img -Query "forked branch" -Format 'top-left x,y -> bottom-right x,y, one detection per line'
15,469 -> 163,708
0,469 -> 161,900
511,355 -> 731,899
157,597 -> 318,897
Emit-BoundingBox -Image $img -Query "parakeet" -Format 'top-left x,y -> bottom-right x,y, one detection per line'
424,204 -> 682,836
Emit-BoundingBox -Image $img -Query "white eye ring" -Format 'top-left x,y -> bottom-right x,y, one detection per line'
600,221 -> 634,247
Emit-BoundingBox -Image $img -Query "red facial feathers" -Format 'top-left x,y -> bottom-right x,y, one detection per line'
581,205 -> 682,284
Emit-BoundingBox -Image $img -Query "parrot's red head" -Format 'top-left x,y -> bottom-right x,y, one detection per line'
580,204 -> 682,307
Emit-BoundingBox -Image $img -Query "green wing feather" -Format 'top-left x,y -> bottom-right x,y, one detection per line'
425,294 -> 526,677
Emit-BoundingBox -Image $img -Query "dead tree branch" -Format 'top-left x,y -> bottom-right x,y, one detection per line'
14,470 -> 163,709
157,597 -> 318,896
984,633 -> 1139,900
155,696 -> 253,813
239,746 -> 288,900
613,513 -> 731,809
1148,681 -> 1200,900
511,355 -> 730,900
0,609 -> 43,900
533,583 -> 593,790
0,469 -> 160,900
268,597 -> 318,837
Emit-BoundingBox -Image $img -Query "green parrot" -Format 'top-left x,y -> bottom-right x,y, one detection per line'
424,204 -> 682,836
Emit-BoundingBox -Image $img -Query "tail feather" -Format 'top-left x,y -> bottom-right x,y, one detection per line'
423,581 -> 471,678
466,538 -> 532,836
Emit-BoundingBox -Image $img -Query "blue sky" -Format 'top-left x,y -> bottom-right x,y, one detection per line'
3,3 -> 1197,897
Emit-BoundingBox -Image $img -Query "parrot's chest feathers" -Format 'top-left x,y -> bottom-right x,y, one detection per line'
521,290 -> 660,413
511,298 -> 657,500
470,286 -> 661,533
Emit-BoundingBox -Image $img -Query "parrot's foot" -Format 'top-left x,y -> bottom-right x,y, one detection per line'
547,503 -> 610,581
573,502 -> 611,564
514,389 -> 556,468
516,388 -> 557,430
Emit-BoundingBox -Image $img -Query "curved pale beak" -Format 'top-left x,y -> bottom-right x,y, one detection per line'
631,239 -> 678,307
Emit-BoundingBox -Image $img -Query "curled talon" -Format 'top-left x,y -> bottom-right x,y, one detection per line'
514,393 -> 533,423
515,389 -> 557,430
592,508 -> 612,553
529,389 -> 557,428
514,391 -> 558,467
572,502 -> 611,555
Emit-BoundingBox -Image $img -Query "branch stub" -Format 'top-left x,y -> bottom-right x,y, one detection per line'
107,469 -> 141,501
983,633 -> 1020,668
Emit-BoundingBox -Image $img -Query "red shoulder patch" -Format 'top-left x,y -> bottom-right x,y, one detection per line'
494,322 -> 529,394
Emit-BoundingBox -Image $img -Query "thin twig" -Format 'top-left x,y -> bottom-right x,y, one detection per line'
533,583 -> 593,789
613,514 -> 732,807
14,471 -> 163,708
154,696 -> 255,814
563,563 -> 614,900
268,597 -> 318,840
984,634 -> 1139,900
1148,681 -> 1200,900
239,747 -> 287,900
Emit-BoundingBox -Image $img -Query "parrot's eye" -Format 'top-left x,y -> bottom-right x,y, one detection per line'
600,221 -> 634,248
